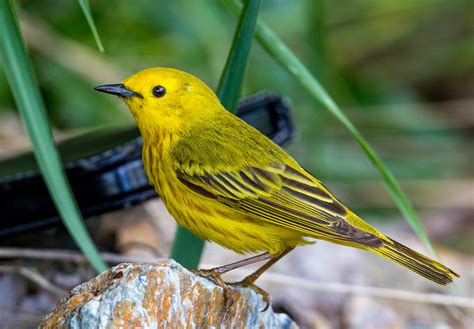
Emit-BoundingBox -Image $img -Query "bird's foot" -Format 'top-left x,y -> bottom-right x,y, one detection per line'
192,269 -> 235,316
229,279 -> 270,312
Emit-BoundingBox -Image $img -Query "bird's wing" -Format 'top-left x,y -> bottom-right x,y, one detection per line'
176,161 -> 383,247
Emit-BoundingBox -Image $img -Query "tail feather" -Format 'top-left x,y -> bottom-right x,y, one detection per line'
372,238 -> 459,285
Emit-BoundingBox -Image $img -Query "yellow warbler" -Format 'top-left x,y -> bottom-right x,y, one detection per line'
95,67 -> 458,298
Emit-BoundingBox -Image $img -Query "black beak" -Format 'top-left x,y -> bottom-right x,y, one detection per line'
94,84 -> 141,98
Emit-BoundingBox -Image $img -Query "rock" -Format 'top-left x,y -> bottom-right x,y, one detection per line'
39,260 -> 298,328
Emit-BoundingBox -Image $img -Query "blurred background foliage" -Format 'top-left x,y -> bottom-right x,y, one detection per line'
0,0 -> 473,249
0,1 -> 473,327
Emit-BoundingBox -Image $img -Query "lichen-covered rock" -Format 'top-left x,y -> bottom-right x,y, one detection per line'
39,260 -> 298,328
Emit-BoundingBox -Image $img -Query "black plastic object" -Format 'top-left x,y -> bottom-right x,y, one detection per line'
0,93 -> 294,237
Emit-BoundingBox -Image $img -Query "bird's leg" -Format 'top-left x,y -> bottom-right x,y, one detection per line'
236,248 -> 293,284
192,252 -> 273,313
193,252 -> 273,277
230,247 -> 294,311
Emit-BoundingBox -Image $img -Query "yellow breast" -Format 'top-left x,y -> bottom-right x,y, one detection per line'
142,143 -> 308,255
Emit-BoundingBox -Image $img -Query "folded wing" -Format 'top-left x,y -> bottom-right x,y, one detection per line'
176,161 -> 383,248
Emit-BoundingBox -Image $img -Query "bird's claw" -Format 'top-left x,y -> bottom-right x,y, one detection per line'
192,269 -> 235,316
192,268 -> 271,312
230,280 -> 270,312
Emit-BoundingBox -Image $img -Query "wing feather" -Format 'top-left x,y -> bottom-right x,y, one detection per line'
176,162 -> 383,247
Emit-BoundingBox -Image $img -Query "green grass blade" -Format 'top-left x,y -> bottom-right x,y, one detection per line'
217,0 -> 262,113
0,0 -> 107,272
222,0 -> 437,256
170,229 -> 205,269
78,0 -> 105,53
171,0 -> 262,268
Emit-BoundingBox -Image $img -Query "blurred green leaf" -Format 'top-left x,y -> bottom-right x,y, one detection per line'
222,0 -> 437,256
170,229 -> 205,270
171,0 -> 262,268
78,0 -> 105,53
217,0 -> 262,113
0,0 -> 107,272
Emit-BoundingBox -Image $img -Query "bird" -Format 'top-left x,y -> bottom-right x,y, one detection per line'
95,67 -> 458,307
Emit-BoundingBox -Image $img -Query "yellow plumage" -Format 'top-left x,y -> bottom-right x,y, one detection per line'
96,67 -> 458,286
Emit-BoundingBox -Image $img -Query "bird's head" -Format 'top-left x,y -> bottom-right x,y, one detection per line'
95,67 -> 221,140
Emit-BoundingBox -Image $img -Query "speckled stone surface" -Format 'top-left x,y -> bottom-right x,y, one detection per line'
39,260 -> 298,328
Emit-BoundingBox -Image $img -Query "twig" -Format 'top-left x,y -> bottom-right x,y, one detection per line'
224,269 -> 474,309
0,265 -> 66,298
0,247 -> 155,264
1,247 -> 472,309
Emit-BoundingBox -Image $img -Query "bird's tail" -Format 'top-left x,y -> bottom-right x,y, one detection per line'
371,238 -> 459,285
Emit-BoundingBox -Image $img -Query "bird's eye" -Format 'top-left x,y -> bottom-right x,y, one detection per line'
152,86 -> 166,98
